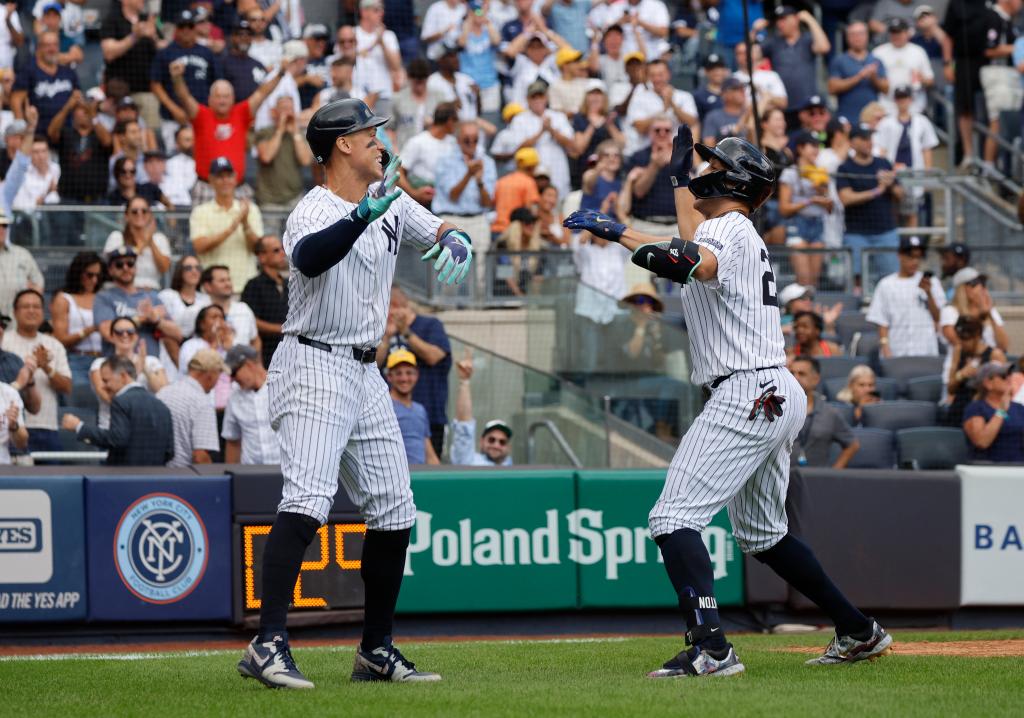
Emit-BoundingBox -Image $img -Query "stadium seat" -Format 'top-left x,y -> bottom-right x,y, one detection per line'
861,401 -> 938,431
905,374 -> 944,403
826,401 -> 855,426
849,331 -> 880,360
835,311 -> 874,347
829,427 -> 895,469
822,376 -> 900,402
816,292 -> 860,312
880,356 -> 946,384
816,355 -> 869,381
69,382 -> 99,413
896,427 -> 970,470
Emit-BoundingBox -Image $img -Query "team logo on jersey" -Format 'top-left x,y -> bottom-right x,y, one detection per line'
114,493 -> 208,604
381,216 -> 399,255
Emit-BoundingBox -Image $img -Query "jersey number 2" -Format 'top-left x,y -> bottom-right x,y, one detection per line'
760,249 -> 778,307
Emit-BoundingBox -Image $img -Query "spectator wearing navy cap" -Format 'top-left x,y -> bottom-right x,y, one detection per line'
10,30 -> 79,139
37,2 -> 83,66
757,5 -> 830,126
220,19 -> 267,103
299,24 -> 331,109
827,21 -> 888,124
790,94 -> 831,150
692,54 -> 729,121
940,243 -> 971,297
701,77 -> 748,146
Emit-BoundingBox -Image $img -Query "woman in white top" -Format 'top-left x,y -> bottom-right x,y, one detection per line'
103,196 -> 172,290
940,268 -> 1009,352
178,304 -> 234,410
90,316 -> 167,429
50,252 -> 104,395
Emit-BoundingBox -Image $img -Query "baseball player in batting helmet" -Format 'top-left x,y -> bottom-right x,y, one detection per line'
563,127 -> 891,677
236,98 -> 473,688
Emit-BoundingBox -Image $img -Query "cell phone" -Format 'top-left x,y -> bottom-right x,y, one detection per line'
923,271 -> 934,280
139,12 -> 149,21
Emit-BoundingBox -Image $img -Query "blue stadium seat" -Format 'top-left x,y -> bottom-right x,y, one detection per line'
830,427 -> 895,469
826,400 -> 855,426
822,376 -> 900,402
849,331 -> 880,360
896,427 -> 970,470
56,407 -> 102,453
816,292 -> 860,312
835,311 -> 874,347
905,374 -> 944,403
861,401 -> 938,431
816,355 -> 869,381
880,356 -> 946,384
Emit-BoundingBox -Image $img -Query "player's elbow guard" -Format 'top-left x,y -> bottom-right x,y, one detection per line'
291,212 -> 370,277
630,236 -> 702,285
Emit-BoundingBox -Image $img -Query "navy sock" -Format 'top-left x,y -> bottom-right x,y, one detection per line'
754,534 -> 871,637
258,512 -> 321,641
360,528 -> 411,650
655,528 -> 728,652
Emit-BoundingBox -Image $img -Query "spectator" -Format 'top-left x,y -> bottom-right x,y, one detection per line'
494,206 -> 543,296
867,235 -> 945,358
911,6 -> 951,84
537,185 -> 569,246
941,267 -> 1010,353
791,95 -> 831,149
945,315 -> 1006,427
421,0 -> 465,61
390,57 -> 430,147
241,236 -> 288,368
858,100 -> 889,130
45,90 -> 110,206
0,374 -> 27,463
190,157 -> 264,288
963,361 -> 1024,463
50,251 -> 102,393
580,139 -> 623,212
398,101 -> 457,208
244,8 -> 283,70
939,243 -> 971,297
140,149 -> 171,200
106,155 -> 163,207
108,95 -> 157,151
103,197 -> 171,290
100,0 -> 159,131
159,255 -> 206,331
868,0 -> 917,37
778,282 -> 843,338
701,77 -> 748,145
594,25 -> 628,96
0,211 -> 43,317
491,147 -> 542,235
221,19 -> 267,103
0,121 -> 25,180
299,24 -> 331,110
11,135 -> 59,213
500,0 -> 540,57
11,32 -> 78,139
427,44 -> 482,125
89,316 -> 167,428
94,246 -> 182,356
692,54 -> 729,120
0,3 -> 23,73
222,344 -> 278,464
505,80 -> 576,200
759,6 -> 830,122
732,41 -> 788,112
162,126 -> 197,207
1,288 -> 71,453
187,264 -> 260,351
63,355 -> 173,465
544,0 -> 590,54
450,350 -> 514,466
624,58 -> 697,156
570,81 -> 623,186
177,302 -> 233,414
788,355 -> 860,468
835,364 -> 881,425
489,101 -> 525,170
378,286 -> 452,457
354,0 -> 402,118
787,311 -> 842,360
615,0 -> 671,61
828,21 -> 889,123
254,95 -> 311,211
457,2 -> 501,117
836,124 -> 904,280
37,2 -> 81,66
385,348 -> 440,466
318,56 -> 372,108
548,46 -> 588,118
108,118 -> 148,185
875,85 -> 939,226
253,39 -> 307,131
975,0 -> 1019,165
504,30 -> 564,107
0,310 -> 41,417
157,347 -> 223,465
943,0 -> 986,162
872,18 -> 934,115
756,106 -> 793,245
778,132 -> 833,286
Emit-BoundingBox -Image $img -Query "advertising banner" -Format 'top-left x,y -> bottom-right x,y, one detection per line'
0,476 -> 87,622
86,475 -> 232,621
575,470 -> 743,608
959,466 -> 1024,605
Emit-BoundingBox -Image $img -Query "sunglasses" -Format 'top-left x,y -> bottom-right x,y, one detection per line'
129,207 -> 151,215
484,436 -> 508,446
83,270 -> 101,279
631,296 -> 656,307
182,263 -> 201,271
652,127 -> 673,135
112,327 -> 137,337
111,259 -> 136,269
460,137 -> 479,144
966,278 -> 986,288
119,168 -> 136,176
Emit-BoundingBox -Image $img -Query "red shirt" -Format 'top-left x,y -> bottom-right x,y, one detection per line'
192,100 -> 252,182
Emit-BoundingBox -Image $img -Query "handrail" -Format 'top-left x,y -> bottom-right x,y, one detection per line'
946,180 -> 1024,232
29,451 -> 107,462
526,420 -> 583,468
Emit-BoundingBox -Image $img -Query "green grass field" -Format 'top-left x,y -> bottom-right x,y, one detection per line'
3,630 -> 1023,717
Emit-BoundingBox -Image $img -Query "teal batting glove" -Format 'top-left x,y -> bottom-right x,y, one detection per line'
422,228 -> 473,285
355,153 -> 403,223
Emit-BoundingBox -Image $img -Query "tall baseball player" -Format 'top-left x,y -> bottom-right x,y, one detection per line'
564,126 -> 891,677
236,99 -> 472,689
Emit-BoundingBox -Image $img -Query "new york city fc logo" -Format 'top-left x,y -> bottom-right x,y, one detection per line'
114,493 -> 208,604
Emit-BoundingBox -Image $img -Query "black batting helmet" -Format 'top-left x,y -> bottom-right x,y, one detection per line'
306,98 -> 389,164
689,137 -> 776,210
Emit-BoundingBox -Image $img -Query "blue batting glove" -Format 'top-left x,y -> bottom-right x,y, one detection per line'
562,209 -> 626,242
355,153 -> 403,222
422,228 -> 473,285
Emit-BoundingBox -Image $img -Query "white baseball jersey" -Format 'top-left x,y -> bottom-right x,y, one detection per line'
280,186 -> 442,348
866,272 -> 945,357
683,212 -> 788,386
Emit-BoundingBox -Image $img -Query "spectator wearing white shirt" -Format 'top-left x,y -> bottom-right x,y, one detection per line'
449,352 -> 514,466
316,56 -> 372,109
245,9 -> 284,70
426,44 -> 481,123
0,3 -> 24,71
11,137 -> 59,212
181,265 -> 260,350
624,58 -> 698,155
398,102 -> 458,208
354,0 -> 402,118
732,41 -> 787,111
254,40 -> 305,131
874,85 -> 939,226
548,46 -> 590,117
162,125 -> 196,207
503,30 -> 564,106
940,267 -> 1010,354
0,380 -> 27,464
872,18 -> 934,114
89,316 -> 166,429
609,0 -> 671,61
421,0 -> 466,61
103,197 -> 172,291
866,236 -> 946,358
504,80 -> 577,199
222,344 -> 279,465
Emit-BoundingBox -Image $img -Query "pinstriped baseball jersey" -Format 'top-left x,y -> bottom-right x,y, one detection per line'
683,212 -> 787,385
280,186 -> 442,347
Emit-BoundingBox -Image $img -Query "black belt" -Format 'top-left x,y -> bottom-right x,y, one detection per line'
441,212 -> 482,217
298,335 -> 378,363
709,366 -> 778,389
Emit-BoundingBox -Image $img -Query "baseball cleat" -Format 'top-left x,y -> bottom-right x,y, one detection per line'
237,634 -> 315,689
351,637 -> 442,682
648,644 -> 746,678
805,620 -> 893,666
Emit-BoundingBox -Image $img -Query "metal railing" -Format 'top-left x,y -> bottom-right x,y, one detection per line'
526,420 -> 582,468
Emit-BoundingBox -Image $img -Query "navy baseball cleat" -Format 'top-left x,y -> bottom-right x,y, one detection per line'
647,644 -> 746,678
351,637 -> 442,682
805,620 -> 893,666
237,634 -> 315,689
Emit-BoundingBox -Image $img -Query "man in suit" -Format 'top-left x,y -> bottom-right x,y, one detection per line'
60,356 -> 174,466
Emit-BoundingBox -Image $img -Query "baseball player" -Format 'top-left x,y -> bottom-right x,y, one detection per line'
564,126 -> 891,677
237,99 -> 472,689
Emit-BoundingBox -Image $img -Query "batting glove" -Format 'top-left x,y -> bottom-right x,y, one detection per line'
355,153 -> 403,223
423,228 -> 473,285
562,209 -> 626,242
669,124 -> 694,188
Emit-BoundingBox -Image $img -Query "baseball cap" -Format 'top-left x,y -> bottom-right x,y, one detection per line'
386,348 -> 417,370
802,95 -> 827,111
177,8 -> 197,25
555,47 -> 583,67
510,207 -> 537,224
893,85 -> 913,99
976,361 -> 1011,383
232,18 -> 252,32
534,164 -> 551,179
584,78 -> 607,94
775,5 -> 797,18
143,149 -> 168,162
209,156 -> 235,175
888,17 -> 910,32
778,283 -> 814,308
282,39 -> 309,61
502,102 -> 525,122
624,51 -> 645,64
117,96 -> 137,109
0,212 -> 12,226
302,23 -> 330,39
514,147 -> 539,167
849,123 -> 875,140
792,130 -> 818,147
952,266 -> 988,288
107,246 -> 137,262
526,31 -> 548,45
4,119 -> 26,138
704,53 -> 727,69
359,0 -> 383,8
41,2 -> 62,14
898,235 -> 926,253
225,344 -> 258,374
188,348 -> 227,373
482,419 -> 513,439
940,242 -> 970,261
526,79 -> 549,97
913,5 -> 935,19
722,77 -> 745,92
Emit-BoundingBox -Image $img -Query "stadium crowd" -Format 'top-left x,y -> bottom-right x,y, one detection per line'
0,0 -> 1023,469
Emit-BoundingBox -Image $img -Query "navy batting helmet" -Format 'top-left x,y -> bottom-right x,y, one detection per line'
689,137 -> 776,210
306,98 -> 389,164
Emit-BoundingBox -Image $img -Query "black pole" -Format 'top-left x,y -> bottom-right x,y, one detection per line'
741,0 -> 762,148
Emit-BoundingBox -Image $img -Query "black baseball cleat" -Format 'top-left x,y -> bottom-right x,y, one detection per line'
648,644 -> 746,678
237,634 -> 315,689
351,637 -> 442,682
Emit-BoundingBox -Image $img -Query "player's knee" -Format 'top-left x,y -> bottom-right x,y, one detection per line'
737,529 -> 787,557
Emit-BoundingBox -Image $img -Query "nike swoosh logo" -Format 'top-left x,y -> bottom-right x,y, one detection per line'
253,652 -> 271,667
710,627 -> 720,633
646,252 -> 656,268
759,381 -> 772,388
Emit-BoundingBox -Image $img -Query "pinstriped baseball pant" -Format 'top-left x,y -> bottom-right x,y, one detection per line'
648,367 -> 806,554
268,335 -> 416,529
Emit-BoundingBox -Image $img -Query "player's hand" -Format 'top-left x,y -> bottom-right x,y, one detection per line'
356,153 -> 403,222
563,209 -> 626,242
669,124 -> 694,188
423,228 -> 473,285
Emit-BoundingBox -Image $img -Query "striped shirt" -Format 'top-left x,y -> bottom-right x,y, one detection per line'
683,212 -> 787,386
281,186 -> 441,347
156,375 -> 220,467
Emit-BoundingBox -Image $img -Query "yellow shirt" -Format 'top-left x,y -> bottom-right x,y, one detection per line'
190,199 -> 264,289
